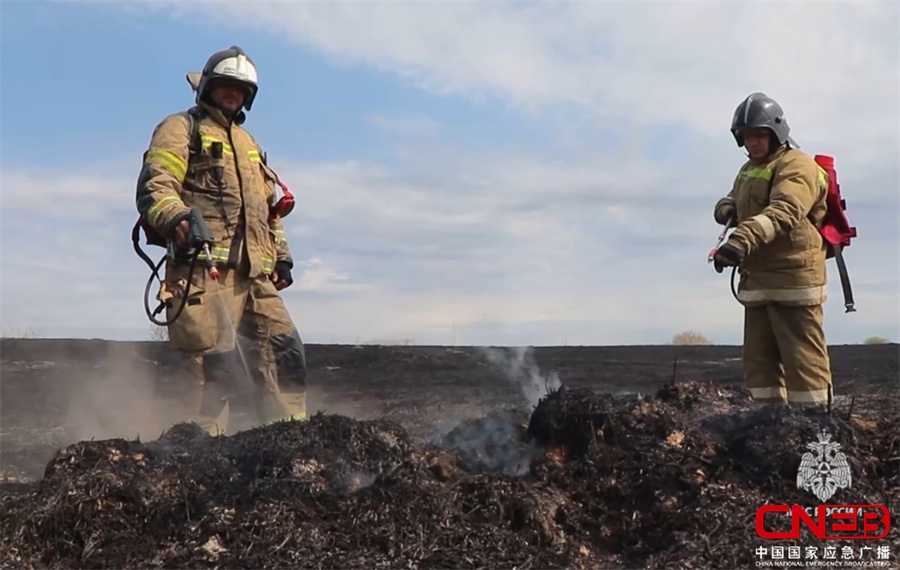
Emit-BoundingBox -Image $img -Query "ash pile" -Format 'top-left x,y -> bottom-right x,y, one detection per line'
2,381 -> 897,570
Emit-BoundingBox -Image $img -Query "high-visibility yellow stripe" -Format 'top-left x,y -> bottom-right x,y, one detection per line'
145,150 -> 187,180
816,166 -> 828,189
147,195 -> 182,226
738,284 -> 827,304
749,386 -> 787,402
198,137 -> 263,164
788,388 -> 830,405
200,135 -> 234,156
196,245 -> 231,263
748,214 -> 776,242
268,411 -> 307,424
740,167 -> 772,181
740,165 -> 828,189
192,248 -> 279,270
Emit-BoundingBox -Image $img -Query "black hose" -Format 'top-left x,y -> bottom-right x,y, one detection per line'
132,220 -> 202,327
142,250 -> 201,327
730,266 -> 739,303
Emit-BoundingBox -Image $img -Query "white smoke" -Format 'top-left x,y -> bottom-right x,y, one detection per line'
479,346 -> 562,410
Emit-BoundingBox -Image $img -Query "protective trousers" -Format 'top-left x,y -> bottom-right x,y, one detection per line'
742,303 -> 832,406
161,255 -> 307,435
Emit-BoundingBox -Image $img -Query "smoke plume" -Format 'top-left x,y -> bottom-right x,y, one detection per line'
479,346 -> 562,410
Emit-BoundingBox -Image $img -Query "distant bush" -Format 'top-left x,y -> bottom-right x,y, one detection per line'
0,327 -> 38,339
863,336 -> 891,345
671,331 -> 712,345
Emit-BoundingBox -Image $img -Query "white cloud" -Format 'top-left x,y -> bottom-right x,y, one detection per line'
104,2 -> 898,162
0,166 -> 137,220
85,2 -> 898,228
2,150 -> 897,346
294,257 -> 371,293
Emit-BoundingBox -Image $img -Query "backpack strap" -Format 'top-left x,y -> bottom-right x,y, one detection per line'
832,244 -> 856,312
185,106 -> 206,173
766,160 -> 856,313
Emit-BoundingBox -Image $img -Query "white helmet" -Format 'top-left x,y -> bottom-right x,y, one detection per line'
196,45 -> 259,111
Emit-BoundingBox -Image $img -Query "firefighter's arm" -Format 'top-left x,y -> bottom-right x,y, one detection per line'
269,213 -> 294,267
256,157 -> 294,267
713,177 -> 738,225
728,155 -> 823,255
135,114 -> 192,236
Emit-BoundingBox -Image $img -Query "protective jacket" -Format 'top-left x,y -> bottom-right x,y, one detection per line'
136,101 -> 292,278
714,145 -> 829,306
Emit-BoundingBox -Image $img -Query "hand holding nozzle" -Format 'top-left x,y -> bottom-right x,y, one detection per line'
708,217 -> 736,265
187,210 -> 220,280
174,208 -> 220,280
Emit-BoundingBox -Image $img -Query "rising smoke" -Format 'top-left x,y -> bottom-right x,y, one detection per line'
478,346 -> 562,410
435,346 -> 563,475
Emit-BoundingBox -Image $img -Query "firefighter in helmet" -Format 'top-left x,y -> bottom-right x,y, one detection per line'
711,92 -> 833,407
136,46 -> 308,434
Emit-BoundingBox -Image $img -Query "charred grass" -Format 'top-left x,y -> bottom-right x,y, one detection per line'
2,380 -> 898,569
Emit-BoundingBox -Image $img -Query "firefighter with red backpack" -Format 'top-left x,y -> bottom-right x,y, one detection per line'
711,92 -> 857,409
133,45 -> 307,435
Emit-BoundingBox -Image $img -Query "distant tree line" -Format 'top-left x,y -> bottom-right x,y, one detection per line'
668,331 -> 895,346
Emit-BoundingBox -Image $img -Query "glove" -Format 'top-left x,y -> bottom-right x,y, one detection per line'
714,203 -> 736,226
713,242 -> 744,273
272,260 -> 294,290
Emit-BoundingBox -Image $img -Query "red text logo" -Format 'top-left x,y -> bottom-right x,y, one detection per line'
756,504 -> 890,540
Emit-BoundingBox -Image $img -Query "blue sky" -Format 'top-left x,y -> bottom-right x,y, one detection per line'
1,2 -> 570,166
2,1 -> 898,346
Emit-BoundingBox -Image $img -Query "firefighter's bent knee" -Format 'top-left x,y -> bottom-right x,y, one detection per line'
202,349 -> 244,382
271,330 -> 306,386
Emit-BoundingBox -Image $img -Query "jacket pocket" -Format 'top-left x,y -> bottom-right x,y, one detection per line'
753,224 -> 811,271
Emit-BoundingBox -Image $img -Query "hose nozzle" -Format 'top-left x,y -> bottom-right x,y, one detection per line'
708,217 -> 736,264
202,244 -> 220,280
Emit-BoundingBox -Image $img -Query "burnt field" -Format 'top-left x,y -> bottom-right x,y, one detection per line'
1,339 -> 898,569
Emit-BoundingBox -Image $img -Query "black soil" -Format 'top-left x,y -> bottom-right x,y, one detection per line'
1,341 -> 898,569
3,380 -> 898,569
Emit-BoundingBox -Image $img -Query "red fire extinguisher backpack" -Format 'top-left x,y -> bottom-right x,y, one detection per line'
813,154 -> 858,313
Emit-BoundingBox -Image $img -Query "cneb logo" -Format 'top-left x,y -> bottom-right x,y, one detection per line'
756,504 -> 891,540
755,430 -> 891,541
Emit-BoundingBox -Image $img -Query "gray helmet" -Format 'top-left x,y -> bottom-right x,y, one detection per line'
730,92 -> 797,148
196,45 -> 259,111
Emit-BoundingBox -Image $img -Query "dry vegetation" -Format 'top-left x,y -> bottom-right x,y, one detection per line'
670,330 -> 711,345
0,327 -> 39,339
1,339 -> 897,569
2,379 -> 897,569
